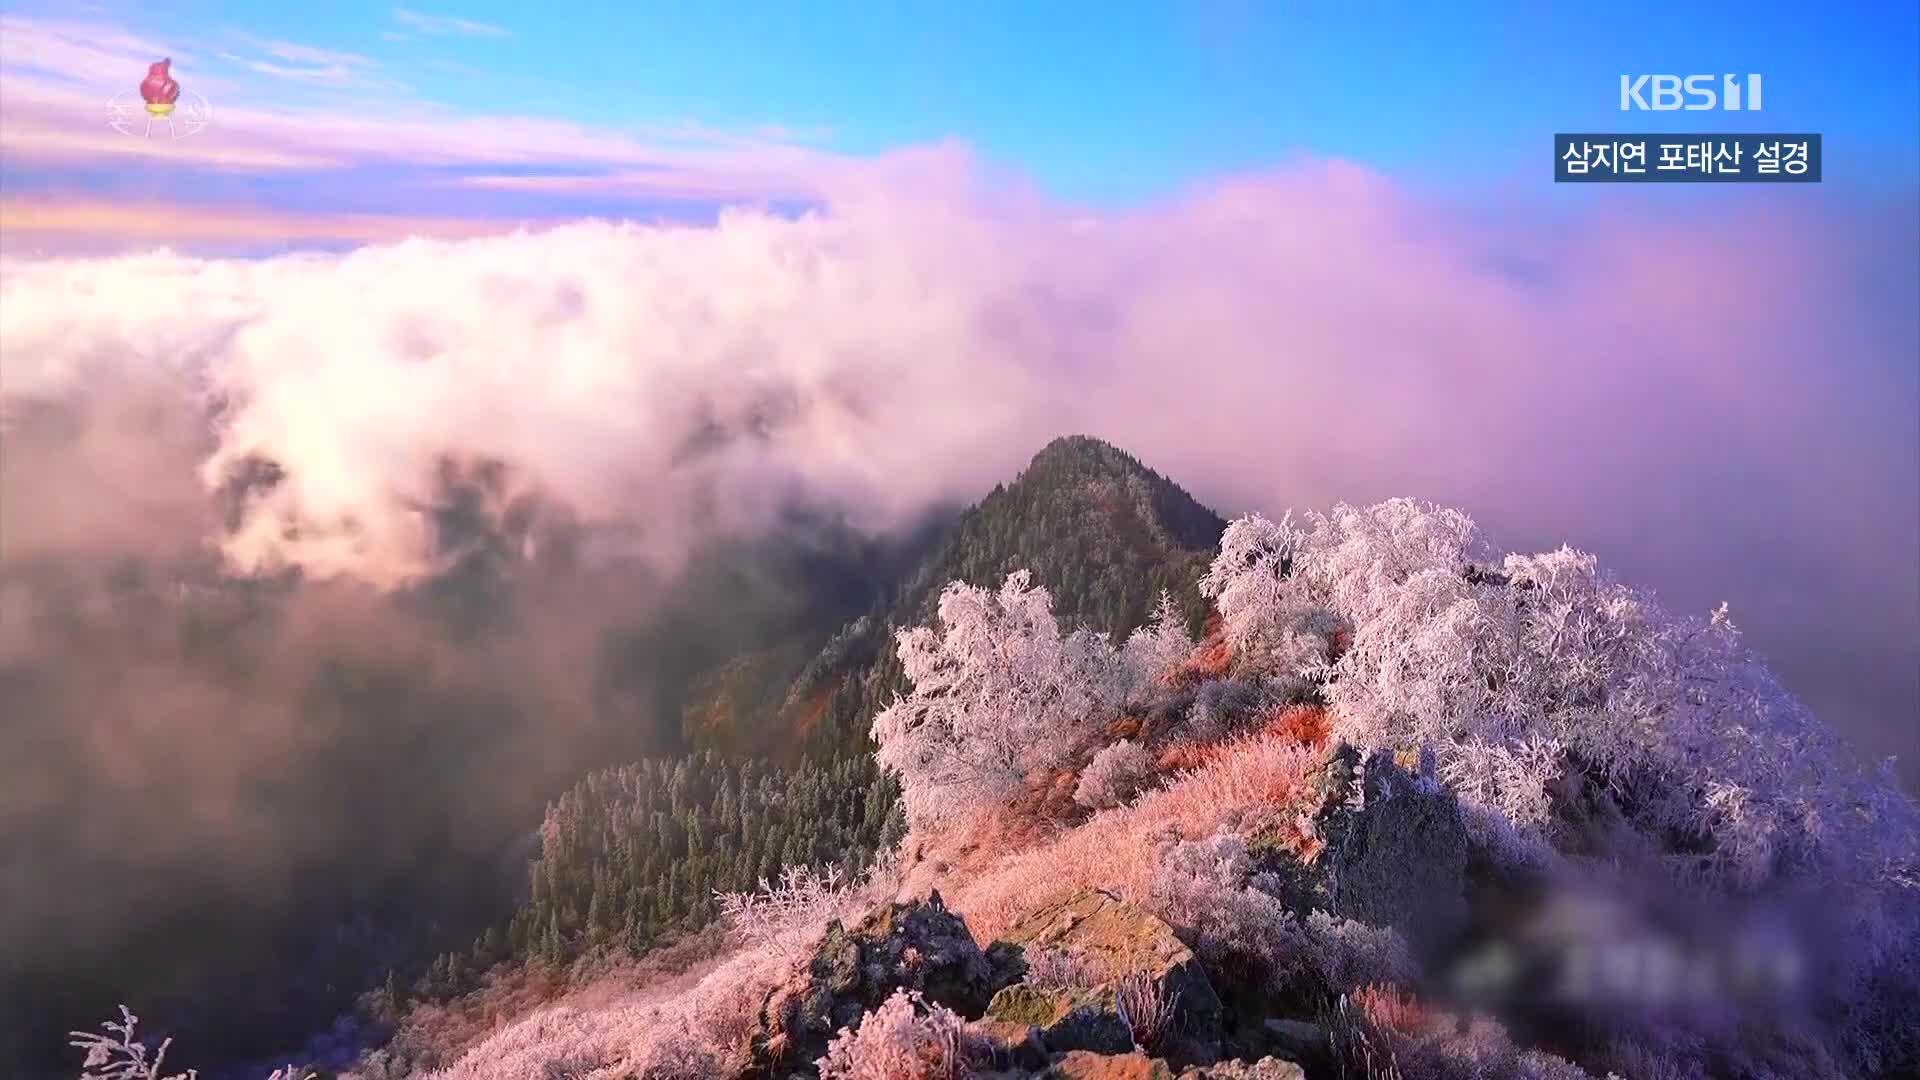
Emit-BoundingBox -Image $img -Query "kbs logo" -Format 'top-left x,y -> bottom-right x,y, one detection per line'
1620,75 -> 1762,111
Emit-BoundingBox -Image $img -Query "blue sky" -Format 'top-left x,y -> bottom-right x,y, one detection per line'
12,3 -> 1920,187
0,1 -> 1915,247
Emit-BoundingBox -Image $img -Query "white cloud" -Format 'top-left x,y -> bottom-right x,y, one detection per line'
392,8 -> 509,38
260,40 -> 377,68
225,34 -> 404,92
1,149 -> 1914,782
0,14 -> 832,193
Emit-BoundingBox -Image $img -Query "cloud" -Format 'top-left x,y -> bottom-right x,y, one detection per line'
0,196 -> 542,252
259,40 -> 378,69
391,7 -> 510,38
3,151 -> 1914,780
227,38 -> 406,92
0,14 -> 208,89
239,59 -> 405,90
0,14 -> 839,209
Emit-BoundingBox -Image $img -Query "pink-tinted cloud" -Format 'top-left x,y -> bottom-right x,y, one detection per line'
3,150 -> 1913,790
0,14 -> 845,207
0,196 -> 546,252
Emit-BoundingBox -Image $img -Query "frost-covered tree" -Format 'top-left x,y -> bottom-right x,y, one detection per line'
1199,499 -> 1919,898
70,1008 -> 195,1080
815,988 -> 981,1080
1074,739 -> 1154,810
70,1007 -> 311,1080
1120,590 -> 1193,694
1197,512 -> 1342,678
1147,830 -> 1314,991
872,570 -> 1128,828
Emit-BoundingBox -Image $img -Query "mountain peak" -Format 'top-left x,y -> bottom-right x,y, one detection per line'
1027,433 -> 1136,465
883,436 -> 1223,649
685,436 -> 1227,762
1003,435 -> 1225,557
1019,435 -> 1165,490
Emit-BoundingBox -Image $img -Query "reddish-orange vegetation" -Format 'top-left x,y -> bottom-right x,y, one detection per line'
1286,828 -> 1326,864
1041,766 -> 1082,819
390,929 -> 731,1064
939,767 -> 1085,871
788,678 -> 840,740
940,732 -> 1319,944
1354,983 -> 1430,1035
390,963 -> 567,1061
1264,809 -> 1326,864
1255,704 -> 1330,749
1104,714 -> 1144,740
1156,741 -> 1226,773
1329,625 -> 1353,659
1165,611 -> 1233,687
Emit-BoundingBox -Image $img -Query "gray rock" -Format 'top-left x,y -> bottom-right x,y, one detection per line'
1328,750 -> 1469,957
988,983 -> 1136,1055
1179,1057 -> 1308,1080
1040,1049 -> 1178,1079
970,1017 -> 1052,1072
748,891 -> 999,1075
1261,744 -> 1468,962
986,889 -> 1225,1065
1260,1018 -> 1328,1061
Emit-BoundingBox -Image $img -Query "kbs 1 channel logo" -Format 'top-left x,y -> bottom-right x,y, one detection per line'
1555,74 -> 1821,184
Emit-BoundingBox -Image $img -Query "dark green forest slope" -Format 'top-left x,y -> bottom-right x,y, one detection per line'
685,435 -> 1226,763
430,437 -> 1227,986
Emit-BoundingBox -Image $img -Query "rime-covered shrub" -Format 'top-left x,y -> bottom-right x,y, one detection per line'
1144,830 -> 1462,1002
1197,512 -> 1341,678
71,1008 -> 312,1080
1200,500 -> 1920,900
873,570 -> 1128,828
1021,946 -> 1114,991
1303,911 -> 1418,993
1121,590 -> 1194,693
715,863 -> 857,952
1114,967 -> 1181,1056
1146,830 -> 1314,991
715,855 -> 902,957
1075,739 -> 1155,810
1181,676 -> 1274,742
1326,992 -> 1600,1080
815,988 -> 980,1080
71,1008 -> 197,1080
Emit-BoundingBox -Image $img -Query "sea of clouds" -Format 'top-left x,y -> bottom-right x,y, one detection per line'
5,149 -> 1913,758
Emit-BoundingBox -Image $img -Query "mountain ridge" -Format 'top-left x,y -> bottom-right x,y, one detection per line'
682,434 -> 1228,762
391,435 -> 1231,1021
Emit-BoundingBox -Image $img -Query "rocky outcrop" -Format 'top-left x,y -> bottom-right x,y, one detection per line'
1263,743 -> 1468,960
970,1017 -> 1053,1073
1040,1049 -> 1176,1079
1031,1050 -> 1307,1080
1328,749 -> 1469,956
749,890 -> 1014,1075
1176,1056 -> 1308,1079
745,882 -> 1336,1078
1245,1018 -> 1329,1076
985,890 -> 1225,1067
987,983 -> 1137,1056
